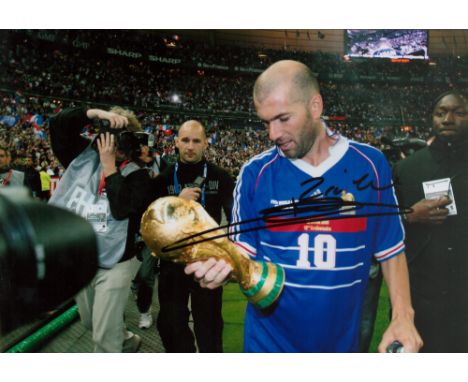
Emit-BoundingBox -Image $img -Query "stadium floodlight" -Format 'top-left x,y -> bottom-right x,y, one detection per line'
171,94 -> 181,103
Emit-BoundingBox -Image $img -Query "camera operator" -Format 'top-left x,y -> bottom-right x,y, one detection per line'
153,120 -> 235,352
140,143 -> 168,178
23,156 -> 42,198
48,106 -> 153,352
131,143 -> 167,329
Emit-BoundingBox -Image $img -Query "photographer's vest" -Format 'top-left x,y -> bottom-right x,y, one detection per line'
1,169 -> 25,187
49,145 -> 139,268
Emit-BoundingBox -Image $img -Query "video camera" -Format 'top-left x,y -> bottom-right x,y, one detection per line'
94,119 -> 154,160
0,188 -> 98,336
381,136 -> 427,164
96,120 -> 154,146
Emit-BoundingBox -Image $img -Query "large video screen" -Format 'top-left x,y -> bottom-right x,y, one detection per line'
345,30 -> 429,60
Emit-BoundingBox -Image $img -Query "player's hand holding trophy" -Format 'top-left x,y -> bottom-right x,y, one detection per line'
140,196 -> 285,309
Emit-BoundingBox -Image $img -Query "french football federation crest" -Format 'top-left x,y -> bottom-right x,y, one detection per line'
340,190 -> 356,215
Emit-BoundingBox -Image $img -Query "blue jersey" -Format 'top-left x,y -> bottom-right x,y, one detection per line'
230,134 -> 405,352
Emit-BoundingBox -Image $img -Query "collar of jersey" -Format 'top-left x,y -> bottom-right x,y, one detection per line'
286,128 -> 349,178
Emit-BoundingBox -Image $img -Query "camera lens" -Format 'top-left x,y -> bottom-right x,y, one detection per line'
99,120 -> 111,129
0,190 -> 98,334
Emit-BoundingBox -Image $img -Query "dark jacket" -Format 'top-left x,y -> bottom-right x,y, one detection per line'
393,137 -> 468,352
24,167 -> 42,196
49,107 -> 153,264
152,159 -> 235,225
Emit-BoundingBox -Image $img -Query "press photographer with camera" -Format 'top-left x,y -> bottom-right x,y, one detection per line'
130,142 -> 167,330
48,106 -> 153,352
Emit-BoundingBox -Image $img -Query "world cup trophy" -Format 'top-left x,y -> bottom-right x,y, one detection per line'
140,196 -> 285,309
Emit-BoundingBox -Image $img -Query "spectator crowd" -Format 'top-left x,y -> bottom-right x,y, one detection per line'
1,29 -> 467,190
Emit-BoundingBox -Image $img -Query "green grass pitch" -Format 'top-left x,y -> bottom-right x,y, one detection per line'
222,283 -> 390,353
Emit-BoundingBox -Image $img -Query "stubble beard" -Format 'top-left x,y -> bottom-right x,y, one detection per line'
290,114 -> 319,160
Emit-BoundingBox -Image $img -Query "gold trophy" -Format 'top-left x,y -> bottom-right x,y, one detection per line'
140,196 -> 285,309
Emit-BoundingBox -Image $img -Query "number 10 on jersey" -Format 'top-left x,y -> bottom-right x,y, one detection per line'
296,233 -> 336,269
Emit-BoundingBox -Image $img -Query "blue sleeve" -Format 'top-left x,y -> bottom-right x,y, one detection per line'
229,162 -> 259,258
373,155 -> 405,262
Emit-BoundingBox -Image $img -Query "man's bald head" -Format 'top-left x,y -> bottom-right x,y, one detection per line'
178,120 -> 207,138
253,60 -> 320,105
176,120 -> 208,164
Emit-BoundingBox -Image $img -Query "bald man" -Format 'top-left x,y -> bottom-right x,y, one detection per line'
185,60 -> 422,352
152,120 -> 235,352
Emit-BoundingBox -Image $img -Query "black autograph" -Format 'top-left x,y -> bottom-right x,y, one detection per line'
299,173 -> 394,200
161,173 -> 410,253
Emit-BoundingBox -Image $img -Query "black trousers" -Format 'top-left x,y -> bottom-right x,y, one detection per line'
132,246 -> 158,314
157,260 -> 223,353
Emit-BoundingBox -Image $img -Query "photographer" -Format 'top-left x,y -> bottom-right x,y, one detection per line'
131,143 -> 167,329
48,106 -> 153,352
140,143 -> 168,179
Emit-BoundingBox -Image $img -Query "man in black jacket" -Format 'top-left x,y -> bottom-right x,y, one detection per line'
23,156 -> 42,198
393,90 -> 468,352
153,120 -> 235,352
49,106 -> 153,352
131,143 -> 167,329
